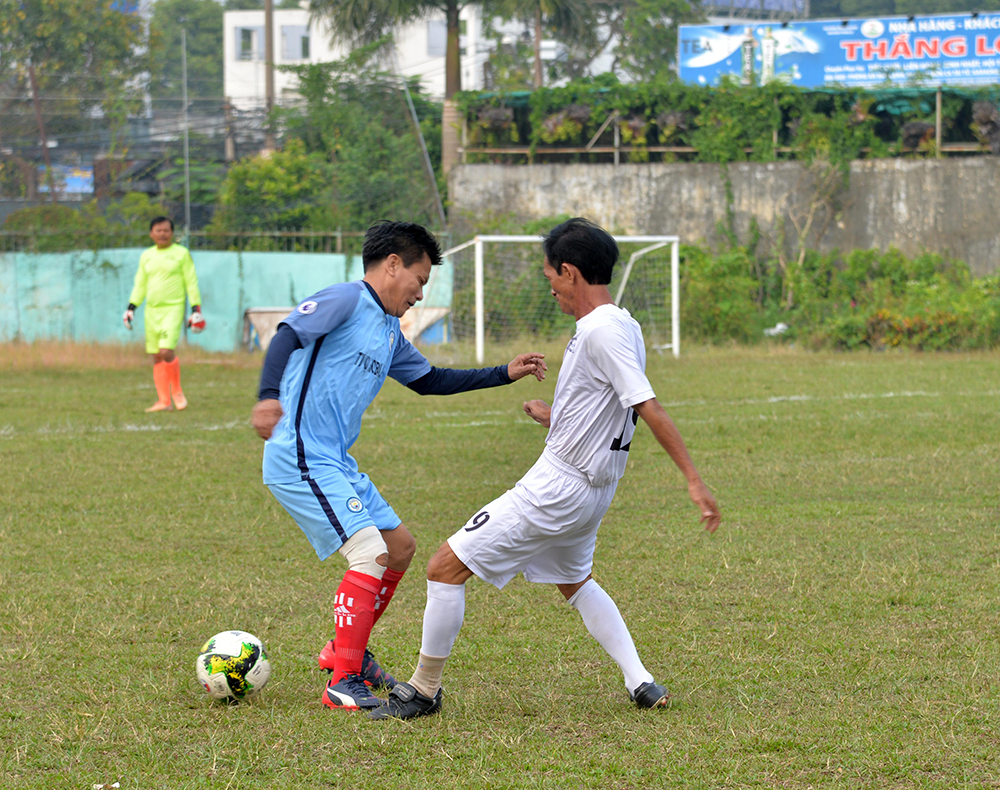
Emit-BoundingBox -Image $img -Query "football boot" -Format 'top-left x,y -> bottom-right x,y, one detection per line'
317,640 -> 396,690
630,680 -> 671,709
368,682 -> 443,721
322,674 -> 381,710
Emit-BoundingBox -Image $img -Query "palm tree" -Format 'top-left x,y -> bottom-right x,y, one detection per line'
496,0 -> 586,88
309,0 -> 465,98
309,0 -> 469,176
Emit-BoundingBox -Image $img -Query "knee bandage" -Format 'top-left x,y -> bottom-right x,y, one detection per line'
337,526 -> 387,579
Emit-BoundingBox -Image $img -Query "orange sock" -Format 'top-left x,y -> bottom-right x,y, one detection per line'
166,358 -> 182,395
167,358 -> 187,409
150,361 -> 171,408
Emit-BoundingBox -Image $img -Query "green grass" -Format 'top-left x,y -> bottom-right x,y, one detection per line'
1,342 -> 999,789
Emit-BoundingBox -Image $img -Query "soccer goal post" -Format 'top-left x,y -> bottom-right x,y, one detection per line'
441,234 -> 681,363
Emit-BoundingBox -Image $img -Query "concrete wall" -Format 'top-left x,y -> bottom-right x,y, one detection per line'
450,158 -> 1000,277
0,249 -> 454,350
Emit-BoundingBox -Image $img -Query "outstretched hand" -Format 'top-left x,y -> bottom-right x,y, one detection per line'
523,399 -> 551,428
507,353 -> 547,382
688,478 -> 721,533
251,398 -> 283,440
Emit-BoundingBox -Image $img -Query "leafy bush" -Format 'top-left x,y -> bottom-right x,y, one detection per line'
3,193 -> 168,251
681,245 -> 761,343
206,139 -> 332,239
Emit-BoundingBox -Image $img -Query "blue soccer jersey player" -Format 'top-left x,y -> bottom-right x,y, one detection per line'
250,221 -> 546,711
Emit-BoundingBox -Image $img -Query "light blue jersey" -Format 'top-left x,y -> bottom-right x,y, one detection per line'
263,281 -> 430,486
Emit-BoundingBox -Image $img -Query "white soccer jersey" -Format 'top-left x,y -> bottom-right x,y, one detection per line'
545,303 -> 655,487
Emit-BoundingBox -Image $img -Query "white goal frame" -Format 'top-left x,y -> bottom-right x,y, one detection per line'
441,234 -> 681,363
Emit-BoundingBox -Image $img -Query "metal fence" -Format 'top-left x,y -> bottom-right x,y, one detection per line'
0,229 -> 369,254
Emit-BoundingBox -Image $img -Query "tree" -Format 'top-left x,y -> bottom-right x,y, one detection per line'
208,138 -> 333,234
278,46 -> 444,228
307,0 -> 470,176
0,0 -> 148,149
492,0 -> 587,87
614,0 -> 702,80
309,0 -> 466,99
539,0 -> 704,82
810,0 -> 1000,17
148,0 -> 224,101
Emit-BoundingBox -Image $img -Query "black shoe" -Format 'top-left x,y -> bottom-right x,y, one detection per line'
322,674 -> 382,710
630,680 -> 670,709
318,640 -> 397,690
368,682 -> 443,721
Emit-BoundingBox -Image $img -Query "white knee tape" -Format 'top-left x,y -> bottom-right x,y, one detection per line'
338,526 -> 387,578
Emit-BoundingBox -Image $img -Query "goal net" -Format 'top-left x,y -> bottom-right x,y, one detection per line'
440,235 -> 680,363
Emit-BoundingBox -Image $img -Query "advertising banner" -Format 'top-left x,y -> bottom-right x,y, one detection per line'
679,13 -> 1000,88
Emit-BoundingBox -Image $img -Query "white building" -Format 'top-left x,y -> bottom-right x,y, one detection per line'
223,7 -> 489,109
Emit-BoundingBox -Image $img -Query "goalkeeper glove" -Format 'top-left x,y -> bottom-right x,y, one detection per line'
188,309 -> 206,333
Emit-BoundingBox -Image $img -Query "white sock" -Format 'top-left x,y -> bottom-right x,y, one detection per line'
408,581 -> 466,697
568,579 -> 654,693
420,580 -> 466,658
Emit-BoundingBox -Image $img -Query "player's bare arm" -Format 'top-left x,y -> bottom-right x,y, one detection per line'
251,398 -> 283,440
523,399 -> 551,427
507,352 -> 547,381
633,397 -> 721,533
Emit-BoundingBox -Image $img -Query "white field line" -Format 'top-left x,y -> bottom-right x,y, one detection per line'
4,389 -> 997,438
0,420 -> 246,439
659,390 -> 944,409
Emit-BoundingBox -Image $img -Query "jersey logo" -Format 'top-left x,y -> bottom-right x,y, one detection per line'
388,331 -> 395,347
298,300 -> 318,315
566,335 -> 579,354
355,351 -> 383,377
347,498 -> 363,513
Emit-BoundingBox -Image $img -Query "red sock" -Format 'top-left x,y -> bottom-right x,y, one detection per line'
332,570 -> 380,681
372,568 -> 405,627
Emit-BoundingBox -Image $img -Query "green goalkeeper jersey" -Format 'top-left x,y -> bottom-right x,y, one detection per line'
129,243 -> 201,308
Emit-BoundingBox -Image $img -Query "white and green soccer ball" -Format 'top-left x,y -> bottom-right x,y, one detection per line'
195,630 -> 271,702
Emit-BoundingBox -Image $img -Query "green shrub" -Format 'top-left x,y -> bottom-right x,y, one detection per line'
3,193 -> 168,251
681,245 -> 760,343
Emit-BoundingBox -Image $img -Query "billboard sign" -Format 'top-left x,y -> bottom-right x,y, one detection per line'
679,13 -> 1000,88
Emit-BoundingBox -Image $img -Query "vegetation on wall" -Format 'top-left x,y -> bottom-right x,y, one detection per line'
456,75 -> 999,162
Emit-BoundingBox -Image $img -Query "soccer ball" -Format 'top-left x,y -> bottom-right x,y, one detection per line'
195,630 -> 271,702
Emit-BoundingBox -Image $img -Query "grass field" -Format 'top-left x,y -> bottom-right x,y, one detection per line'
2,341 -> 999,789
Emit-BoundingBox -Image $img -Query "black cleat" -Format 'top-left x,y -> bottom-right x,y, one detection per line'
323,674 -> 382,710
368,682 -> 443,721
318,640 -> 397,690
630,681 -> 670,709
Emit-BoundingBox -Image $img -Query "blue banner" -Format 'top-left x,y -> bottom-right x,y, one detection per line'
679,13 -> 1000,88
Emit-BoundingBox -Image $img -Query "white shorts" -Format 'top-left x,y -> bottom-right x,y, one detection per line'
448,449 -> 617,589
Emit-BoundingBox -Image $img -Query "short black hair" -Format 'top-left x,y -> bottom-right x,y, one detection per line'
362,221 -> 442,271
150,216 -> 174,231
542,218 -> 618,285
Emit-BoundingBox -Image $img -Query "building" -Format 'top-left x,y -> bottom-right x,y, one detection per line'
223,6 -> 489,109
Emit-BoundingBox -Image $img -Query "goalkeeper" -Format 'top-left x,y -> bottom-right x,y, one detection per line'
123,216 -> 204,412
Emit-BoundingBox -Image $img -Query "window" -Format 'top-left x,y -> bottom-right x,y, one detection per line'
236,27 -> 263,61
427,20 -> 446,57
281,25 -> 310,60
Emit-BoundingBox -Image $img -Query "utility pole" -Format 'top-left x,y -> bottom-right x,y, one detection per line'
224,100 -> 236,162
181,29 -> 192,242
264,0 -> 276,149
